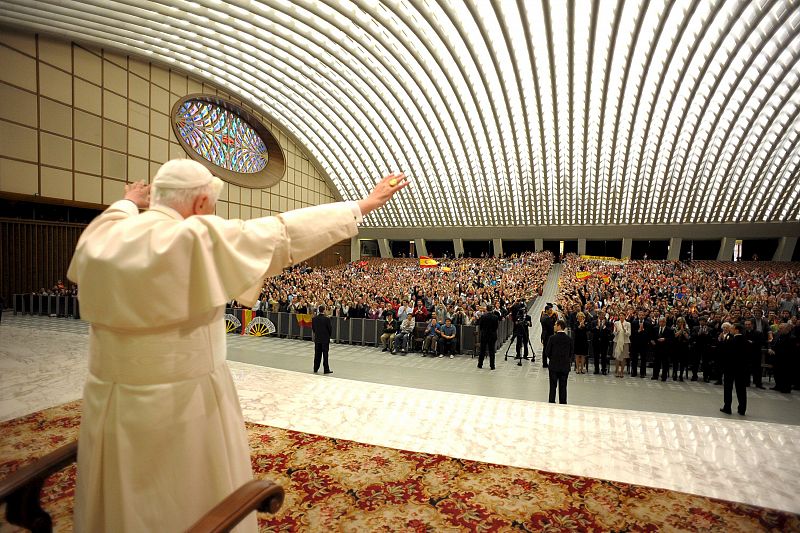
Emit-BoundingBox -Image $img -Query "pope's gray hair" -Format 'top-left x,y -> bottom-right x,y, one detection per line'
150,180 -> 223,211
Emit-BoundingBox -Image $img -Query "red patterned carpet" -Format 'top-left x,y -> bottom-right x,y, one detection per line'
1,402 -> 797,532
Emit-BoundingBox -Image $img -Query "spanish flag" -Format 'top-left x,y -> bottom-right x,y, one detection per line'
296,313 -> 313,328
576,271 -> 611,283
419,256 -> 439,268
441,266 -> 452,272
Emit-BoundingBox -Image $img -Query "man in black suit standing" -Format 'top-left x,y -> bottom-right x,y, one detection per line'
691,316 -> 714,382
540,305 -> 557,368
630,309 -> 652,378
651,317 -> 674,381
721,323 -> 749,415
743,319 -> 765,389
545,319 -> 574,404
312,305 -> 333,374
477,304 -> 500,370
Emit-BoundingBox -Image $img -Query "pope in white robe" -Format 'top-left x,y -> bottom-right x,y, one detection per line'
67,159 -> 407,532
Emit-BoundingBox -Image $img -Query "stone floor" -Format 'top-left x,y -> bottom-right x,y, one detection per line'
2,314 -> 800,513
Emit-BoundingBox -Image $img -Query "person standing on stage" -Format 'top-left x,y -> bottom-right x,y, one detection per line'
573,311 -> 589,374
672,317 -> 691,381
691,316 -> 713,382
612,312 -> 632,378
651,316 -> 673,381
743,319 -> 766,389
720,323 -> 750,416
513,302 -> 532,361
545,319 -> 574,404
312,305 -> 333,374
67,158 -> 408,532
771,322 -> 798,393
477,304 -> 500,370
592,310 -> 611,375
540,304 -> 556,367
630,309 -> 652,378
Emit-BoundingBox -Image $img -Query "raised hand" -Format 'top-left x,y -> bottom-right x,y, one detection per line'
124,181 -> 150,209
357,172 -> 410,217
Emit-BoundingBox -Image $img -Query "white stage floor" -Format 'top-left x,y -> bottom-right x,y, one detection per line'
1,316 -> 799,514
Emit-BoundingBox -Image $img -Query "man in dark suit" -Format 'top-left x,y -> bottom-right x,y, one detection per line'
312,305 -> 333,374
651,317 -> 674,381
720,323 -> 750,415
545,319 -> 574,404
540,305 -> 557,367
630,310 -> 652,377
477,305 -> 500,370
691,316 -> 714,382
743,319 -> 765,389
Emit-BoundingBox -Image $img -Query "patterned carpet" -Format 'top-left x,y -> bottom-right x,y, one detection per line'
1,402 -> 798,532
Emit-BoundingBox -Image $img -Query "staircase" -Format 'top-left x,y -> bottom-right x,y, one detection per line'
530,263 -> 563,355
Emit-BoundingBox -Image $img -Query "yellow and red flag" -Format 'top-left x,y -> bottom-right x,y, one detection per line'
419,256 -> 439,268
441,266 -> 452,272
296,313 -> 313,328
240,309 -> 254,335
576,271 -> 611,283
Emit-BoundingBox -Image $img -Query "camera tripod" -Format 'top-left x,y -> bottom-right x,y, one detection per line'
504,333 -> 536,366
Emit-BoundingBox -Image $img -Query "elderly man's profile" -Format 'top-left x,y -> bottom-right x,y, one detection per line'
67,159 -> 408,531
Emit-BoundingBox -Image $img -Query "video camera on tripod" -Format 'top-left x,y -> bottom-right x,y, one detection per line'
505,304 -> 534,365
514,309 -> 532,328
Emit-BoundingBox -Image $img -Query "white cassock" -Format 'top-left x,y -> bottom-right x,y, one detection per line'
67,199 -> 362,532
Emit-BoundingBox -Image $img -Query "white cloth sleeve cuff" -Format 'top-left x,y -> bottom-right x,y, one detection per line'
345,201 -> 363,224
109,199 -> 140,216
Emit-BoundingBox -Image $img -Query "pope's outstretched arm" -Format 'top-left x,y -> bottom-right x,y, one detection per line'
68,168 -> 410,328
229,172 -> 410,305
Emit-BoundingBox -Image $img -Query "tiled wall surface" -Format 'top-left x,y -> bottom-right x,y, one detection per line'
0,28 -> 337,219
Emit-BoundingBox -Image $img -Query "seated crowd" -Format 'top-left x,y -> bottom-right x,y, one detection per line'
31,280 -> 78,297
549,255 -> 800,393
234,252 -> 554,357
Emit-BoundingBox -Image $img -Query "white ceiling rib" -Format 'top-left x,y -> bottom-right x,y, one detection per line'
1,0 -> 798,227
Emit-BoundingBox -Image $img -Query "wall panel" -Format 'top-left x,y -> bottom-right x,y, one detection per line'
0,28 -> 338,218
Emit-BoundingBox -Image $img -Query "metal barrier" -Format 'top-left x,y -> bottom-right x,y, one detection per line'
13,294 -> 80,319
10,296 -> 517,352
223,309 -> 517,356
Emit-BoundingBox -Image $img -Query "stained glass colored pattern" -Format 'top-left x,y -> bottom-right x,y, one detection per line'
175,100 -> 268,174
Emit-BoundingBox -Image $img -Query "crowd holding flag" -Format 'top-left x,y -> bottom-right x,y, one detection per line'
419,256 -> 439,268
576,271 -> 611,283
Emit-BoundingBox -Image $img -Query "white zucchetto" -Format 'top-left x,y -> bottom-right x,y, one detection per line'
152,159 -> 225,190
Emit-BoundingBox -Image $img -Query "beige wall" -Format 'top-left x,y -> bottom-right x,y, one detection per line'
0,28 -> 337,219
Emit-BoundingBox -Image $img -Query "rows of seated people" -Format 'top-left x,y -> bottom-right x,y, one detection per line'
550,255 -> 800,392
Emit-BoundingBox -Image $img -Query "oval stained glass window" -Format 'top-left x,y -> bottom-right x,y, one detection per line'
175,99 -> 268,174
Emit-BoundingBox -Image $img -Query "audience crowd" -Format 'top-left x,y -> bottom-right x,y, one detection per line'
244,251 -> 552,321
29,252 -> 798,391
552,255 -> 800,392
31,280 -> 78,297
233,252 -> 554,357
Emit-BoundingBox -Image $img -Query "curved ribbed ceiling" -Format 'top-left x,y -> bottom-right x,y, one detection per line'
2,0 -> 800,227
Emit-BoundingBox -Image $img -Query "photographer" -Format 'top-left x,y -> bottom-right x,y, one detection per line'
513,302 -> 533,360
